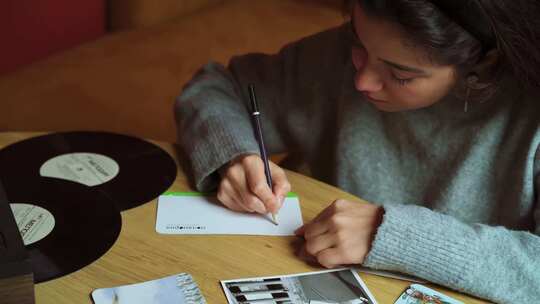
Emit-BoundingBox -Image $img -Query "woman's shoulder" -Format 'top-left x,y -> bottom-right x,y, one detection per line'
507,79 -> 540,128
516,83 -> 540,110
229,22 -> 351,70
279,21 -> 351,58
498,75 -> 540,108
296,21 -> 351,44
276,21 -> 353,76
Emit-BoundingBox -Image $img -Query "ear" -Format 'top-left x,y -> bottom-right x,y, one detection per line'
473,49 -> 500,75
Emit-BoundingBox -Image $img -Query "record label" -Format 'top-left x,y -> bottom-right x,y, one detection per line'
10,203 -> 55,245
39,153 -> 119,187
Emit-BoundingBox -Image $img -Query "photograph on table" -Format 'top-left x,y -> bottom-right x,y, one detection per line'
394,284 -> 463,304
221,268 -> 377,304
91,272 -> 205,304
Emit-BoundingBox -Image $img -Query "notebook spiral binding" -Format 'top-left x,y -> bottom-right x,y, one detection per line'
176,273 -> 206,304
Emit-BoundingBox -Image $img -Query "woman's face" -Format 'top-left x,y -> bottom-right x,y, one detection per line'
351,3 -> 457,112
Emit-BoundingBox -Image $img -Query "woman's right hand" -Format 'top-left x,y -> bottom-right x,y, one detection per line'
217,154 -> 290,214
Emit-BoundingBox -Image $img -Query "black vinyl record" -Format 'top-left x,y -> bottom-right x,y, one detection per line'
6,179 -> 121,283
0,131 -> 177,211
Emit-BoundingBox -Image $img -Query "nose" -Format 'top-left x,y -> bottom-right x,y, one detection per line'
352,48 -> 383,92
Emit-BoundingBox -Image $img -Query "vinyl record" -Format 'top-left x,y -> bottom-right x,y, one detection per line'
0,131 -> 177,211
6,179 -> 121,283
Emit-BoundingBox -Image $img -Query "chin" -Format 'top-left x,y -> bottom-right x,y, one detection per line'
371,102 -> 403,112
374,102 -> 431,112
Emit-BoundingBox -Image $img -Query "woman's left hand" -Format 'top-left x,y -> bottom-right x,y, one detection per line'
295,199 -> 384,268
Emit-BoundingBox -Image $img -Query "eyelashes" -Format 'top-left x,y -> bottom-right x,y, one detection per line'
350,33 -> 417,87
352,48 -> 416,87
391,75 -> 414,86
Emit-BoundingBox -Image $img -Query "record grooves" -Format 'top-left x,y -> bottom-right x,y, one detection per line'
0,131 -> 178,283
0,131 -> 178,211
5,179 -> 121,283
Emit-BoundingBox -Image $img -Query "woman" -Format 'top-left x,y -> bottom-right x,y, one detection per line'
175,0 -> 540,302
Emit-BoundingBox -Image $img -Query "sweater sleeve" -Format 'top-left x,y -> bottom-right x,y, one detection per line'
174,61 -> 261,192
175,24 -> 350,191
363,201 -> 540,303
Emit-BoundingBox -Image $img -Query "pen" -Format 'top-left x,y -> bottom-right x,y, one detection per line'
248,84 -> 278,225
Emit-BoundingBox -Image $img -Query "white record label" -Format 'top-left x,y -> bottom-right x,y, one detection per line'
40,153 -> 119,187
10,203 -> 55,245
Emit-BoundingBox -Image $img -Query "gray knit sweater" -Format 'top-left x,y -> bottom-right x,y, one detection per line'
175,23 -> 540,303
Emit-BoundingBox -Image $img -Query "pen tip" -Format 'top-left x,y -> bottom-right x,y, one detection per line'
272,213 -> 279,226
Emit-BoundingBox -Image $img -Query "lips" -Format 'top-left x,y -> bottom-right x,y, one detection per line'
362,93 -> 386,103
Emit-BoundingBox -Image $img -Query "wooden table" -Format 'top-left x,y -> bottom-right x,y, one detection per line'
0,132 -> 489,304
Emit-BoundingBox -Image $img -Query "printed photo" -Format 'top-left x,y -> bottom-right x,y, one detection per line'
221,268 -> 377,304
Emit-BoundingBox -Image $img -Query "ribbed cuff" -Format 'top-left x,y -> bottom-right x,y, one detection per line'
363,204 -> 480,288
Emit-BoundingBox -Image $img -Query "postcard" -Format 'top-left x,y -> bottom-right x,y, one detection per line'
156,192 -> 303,236
393,284 -> 463,304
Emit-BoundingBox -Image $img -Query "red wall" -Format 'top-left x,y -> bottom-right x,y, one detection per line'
0,0 -> 106,75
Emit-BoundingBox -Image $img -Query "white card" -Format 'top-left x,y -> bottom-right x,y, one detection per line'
156,193 -> 303,236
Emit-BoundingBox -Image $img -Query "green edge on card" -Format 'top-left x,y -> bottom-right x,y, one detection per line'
162,191 -> 298,197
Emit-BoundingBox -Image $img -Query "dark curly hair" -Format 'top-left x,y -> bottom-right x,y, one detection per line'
344,0 -> 540,89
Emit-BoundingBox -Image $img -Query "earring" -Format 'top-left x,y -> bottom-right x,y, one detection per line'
463,73 -> 494,113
